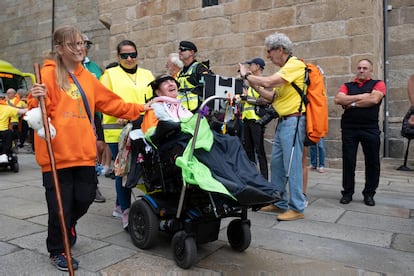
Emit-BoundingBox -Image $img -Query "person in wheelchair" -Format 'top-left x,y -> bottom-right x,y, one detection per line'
0,103 -> 27,162
140,74 -> 281,205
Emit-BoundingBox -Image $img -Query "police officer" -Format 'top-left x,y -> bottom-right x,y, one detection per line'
176,41 -> 210,112
241,58 -> 269,179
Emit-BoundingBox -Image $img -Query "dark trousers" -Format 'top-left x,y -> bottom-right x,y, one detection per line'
341,128 -> 381,198
43,166 -> 96,256
242,119 -> 268,179
19,119 -> 29,145
0,130 -> 13,154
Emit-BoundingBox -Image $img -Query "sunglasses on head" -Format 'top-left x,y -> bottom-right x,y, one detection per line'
120,52 -> 138,59
179,47 -> 192,52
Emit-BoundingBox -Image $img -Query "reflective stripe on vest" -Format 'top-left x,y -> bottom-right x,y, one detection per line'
242,86 -> 260,120
102,123 -> 124,129
177,62 -> 199,111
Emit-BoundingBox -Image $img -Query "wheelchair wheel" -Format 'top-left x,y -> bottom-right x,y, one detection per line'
171,230 -> 197,269
129,199 -> 159,249
227,219 -> 251,252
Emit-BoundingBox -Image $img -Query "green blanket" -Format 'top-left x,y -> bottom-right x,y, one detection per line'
175,115 -> 234,199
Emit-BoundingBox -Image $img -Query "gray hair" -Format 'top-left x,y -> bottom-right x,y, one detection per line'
264,32 -> 293,54
169,53 -> 183,68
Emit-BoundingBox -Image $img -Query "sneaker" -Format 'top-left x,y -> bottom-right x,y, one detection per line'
303,193 -> 309,208
122,208 -> 130,230
277,209 -> 304,221
318,167 -> 325,173
105,170 -> 116,179
259,204 -> 286,213
50,253 -> 79,271
70,226 -> 77,247
94,187 -> 106,203
102,165 -> 110,175
112,205 -> 122,218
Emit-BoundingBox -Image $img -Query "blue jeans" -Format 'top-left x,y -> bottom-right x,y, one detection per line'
310,138 -> 325,168
108,143 -> 131,212
271,116 -> 306,213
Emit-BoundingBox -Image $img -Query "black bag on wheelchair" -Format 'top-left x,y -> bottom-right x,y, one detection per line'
401,107 -> 414,139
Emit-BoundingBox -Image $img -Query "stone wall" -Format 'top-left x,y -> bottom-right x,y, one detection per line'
1,0 -> 414,166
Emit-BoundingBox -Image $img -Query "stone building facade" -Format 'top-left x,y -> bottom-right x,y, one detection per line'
1,0 -> 413,167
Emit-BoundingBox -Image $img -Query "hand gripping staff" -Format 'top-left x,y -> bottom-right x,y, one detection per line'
33,64 -> 75,275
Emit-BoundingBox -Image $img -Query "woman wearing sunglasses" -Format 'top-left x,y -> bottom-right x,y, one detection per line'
100,40 -> 154,231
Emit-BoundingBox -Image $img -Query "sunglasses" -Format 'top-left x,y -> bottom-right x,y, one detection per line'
179,47 -> 192,52
120,52 -> 138,59
85,43 -> 92,49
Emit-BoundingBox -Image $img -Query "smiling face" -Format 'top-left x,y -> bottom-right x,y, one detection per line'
156,79 -> 179,98
55,33 -> 85,70
118,45 -> 138,69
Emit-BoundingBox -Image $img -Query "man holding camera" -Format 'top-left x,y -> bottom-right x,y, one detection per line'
241,58 -> 271,179
238,32 -> 307,221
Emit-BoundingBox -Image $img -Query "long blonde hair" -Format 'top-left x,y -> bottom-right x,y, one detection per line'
44,26 -> 83,91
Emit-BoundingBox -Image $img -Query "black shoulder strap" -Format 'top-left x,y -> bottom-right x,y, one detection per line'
291,65 -> 310,112
69,72 -> 93,124
69,72 -> 97,139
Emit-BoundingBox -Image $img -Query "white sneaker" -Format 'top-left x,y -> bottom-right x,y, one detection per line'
0,154 -> 8,163
303,193 -> 309,208
112,205 -> 122,218
122,208 -> 130,230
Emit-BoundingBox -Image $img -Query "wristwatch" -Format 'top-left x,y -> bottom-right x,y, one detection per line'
351,102 -> 356,108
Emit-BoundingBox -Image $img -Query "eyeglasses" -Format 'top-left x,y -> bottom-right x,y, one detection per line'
119,52 -> 138,59
267,48 -> 276,54
179,47 -> 191,52
63,41 -> 85,48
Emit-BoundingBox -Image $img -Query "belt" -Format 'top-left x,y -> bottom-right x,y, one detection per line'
280,112 -> 305,121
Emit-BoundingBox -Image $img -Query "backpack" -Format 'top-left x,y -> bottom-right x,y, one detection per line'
291,62 -> 328,144
401,107 -> 414,139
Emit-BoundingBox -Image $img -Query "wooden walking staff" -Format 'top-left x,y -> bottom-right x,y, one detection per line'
33,63 -> 75,275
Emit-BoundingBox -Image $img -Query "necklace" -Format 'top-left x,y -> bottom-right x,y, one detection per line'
126,72 -> 137,85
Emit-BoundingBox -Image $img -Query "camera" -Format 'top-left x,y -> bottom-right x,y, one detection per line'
256,105 -> 279,126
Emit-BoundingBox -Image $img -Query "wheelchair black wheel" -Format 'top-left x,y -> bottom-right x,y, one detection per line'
129,199 -> 159,249
227,219 -> 251,252
171,230 -> 197,269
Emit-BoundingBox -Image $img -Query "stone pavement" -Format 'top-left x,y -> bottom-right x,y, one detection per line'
0,149 -> 413,275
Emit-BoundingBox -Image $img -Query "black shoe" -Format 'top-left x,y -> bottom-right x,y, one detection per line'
340,196 -> 352,204
105,170 -> 116,179
364,196 -> 375,206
